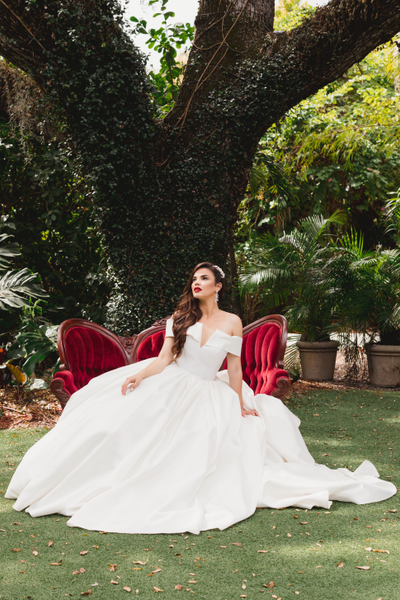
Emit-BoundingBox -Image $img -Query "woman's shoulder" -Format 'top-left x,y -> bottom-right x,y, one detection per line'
220,311 -> 243,336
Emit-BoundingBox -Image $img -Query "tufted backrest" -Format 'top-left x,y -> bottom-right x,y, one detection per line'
136,330 -> 166,362
59,320 -> 129,389
240,322 -> 283,394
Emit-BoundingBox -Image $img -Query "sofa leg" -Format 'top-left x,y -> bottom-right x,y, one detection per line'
271,377 -> 291,401
50,379 -> 71,410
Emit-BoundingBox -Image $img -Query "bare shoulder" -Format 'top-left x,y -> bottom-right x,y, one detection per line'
220,311 -> 243,336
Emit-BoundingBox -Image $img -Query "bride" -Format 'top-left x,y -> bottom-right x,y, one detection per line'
6,262 -> 396,534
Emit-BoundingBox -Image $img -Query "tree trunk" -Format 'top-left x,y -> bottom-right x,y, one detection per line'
0,0 -> 400,332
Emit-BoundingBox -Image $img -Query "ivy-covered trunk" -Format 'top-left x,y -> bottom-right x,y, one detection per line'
1,0 -> 400,333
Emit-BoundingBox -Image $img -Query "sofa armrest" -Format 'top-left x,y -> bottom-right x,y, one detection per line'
262,368 -> 291,400
50,371 -> 78,409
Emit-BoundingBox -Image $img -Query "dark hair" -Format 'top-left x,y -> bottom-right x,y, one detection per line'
172,262 -> 225,358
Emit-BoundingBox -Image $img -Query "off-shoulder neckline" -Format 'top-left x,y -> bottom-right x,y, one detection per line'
189,321 -> 242,349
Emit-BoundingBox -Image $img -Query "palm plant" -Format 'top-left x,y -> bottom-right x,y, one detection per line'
240,211 -> 345,342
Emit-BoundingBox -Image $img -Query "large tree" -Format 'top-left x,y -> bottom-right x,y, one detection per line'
0,0 -> 399,333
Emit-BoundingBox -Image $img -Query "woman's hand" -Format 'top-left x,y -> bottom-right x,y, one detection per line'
241,407 -> 259,418
121,374 -> 143,396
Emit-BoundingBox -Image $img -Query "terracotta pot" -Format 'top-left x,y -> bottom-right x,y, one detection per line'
296,340 -> 339,381
366,344 -> 400,387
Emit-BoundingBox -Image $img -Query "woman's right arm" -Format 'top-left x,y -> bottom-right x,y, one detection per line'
121,337 -> 174,396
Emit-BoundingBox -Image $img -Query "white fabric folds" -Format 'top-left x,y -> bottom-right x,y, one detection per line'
5,322 -> 396,534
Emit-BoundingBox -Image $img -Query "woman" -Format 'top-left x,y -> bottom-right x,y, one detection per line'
6,263 -> 396,534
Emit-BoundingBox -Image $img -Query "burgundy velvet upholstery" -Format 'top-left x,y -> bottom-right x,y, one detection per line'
220,322 -> 288,395
62,327 -> 127,389
136,330 -> 166,362
51,316 -> 290,409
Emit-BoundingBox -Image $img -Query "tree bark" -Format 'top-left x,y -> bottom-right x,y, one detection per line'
0,0 -> 399,332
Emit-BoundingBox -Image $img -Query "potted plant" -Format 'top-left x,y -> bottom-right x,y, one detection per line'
240,212 -> 344,381
332,198 -> 400,387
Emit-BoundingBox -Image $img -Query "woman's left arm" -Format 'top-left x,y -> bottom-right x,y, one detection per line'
226,318 -> 259,418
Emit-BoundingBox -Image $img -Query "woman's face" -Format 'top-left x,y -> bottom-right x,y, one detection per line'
192,268 -> 221,301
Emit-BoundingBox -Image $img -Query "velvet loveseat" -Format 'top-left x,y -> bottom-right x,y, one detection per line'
50,315 -> 291,409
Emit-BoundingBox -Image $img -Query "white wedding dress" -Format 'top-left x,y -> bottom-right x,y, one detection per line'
6,319 -> 396,534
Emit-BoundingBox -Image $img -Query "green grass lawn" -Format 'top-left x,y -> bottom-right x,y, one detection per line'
0,389 -> 398,600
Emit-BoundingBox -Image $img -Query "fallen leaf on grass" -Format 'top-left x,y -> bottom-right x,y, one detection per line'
132,560 -> 147,565
80,568 -> 86,573
232,542 -> 242,546
109,564 -> 117,571
242,584 -> 246,589
48,540 -> 54,547
80,550 -> 88,556
12,548 -> 21,552
188,580 -> 197,584
153,587 -> 163,592
175,585 -> 183,590
73,570 -> 80,575
300,522 -> 308,525
123,587 -> 131,592
258,550 -> 268,553
355,566 -> 370,570
389,509 -> 397,513
32,551 -> 39,556
287,533 -> 292,538
220,545 -> 227,548
337,562 -> 344,568
80,592 -> 92,596
152,568 -> 162,574
111,579 -> 119,585
11,522 -> 21,525
364,547 -> 389,554
49,562 -> 62,566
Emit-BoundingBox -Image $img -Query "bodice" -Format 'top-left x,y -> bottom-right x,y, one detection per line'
166,319 -> 242,381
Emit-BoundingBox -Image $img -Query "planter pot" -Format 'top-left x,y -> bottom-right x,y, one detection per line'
366,344 -> 400,387
296,340 -> 340,381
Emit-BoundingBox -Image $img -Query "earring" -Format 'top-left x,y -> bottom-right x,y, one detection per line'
215,291 -> 219,303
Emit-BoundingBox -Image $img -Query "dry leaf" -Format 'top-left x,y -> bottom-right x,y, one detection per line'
153,587 -> 163,592
48,540 -> 54,547
232,542 -> 242,546
269,582 -> 275,588
300,522 -> 308,525
123,586 -> 131,592
73,570 -> 80,575
80,568 -> 86,573
152,568 -> 162,574
80,592 -> 92,597
298,571 -> 304,574
12,548 -> 21,552
188,580 -> 197,584
337,562 -> 344,568
175,585 -> 183,591
258,550 -> 268,553
242,584 -> 246,589
49,562 -> 62,566
389,509 -> 397,513
111,579 -> 119,585
374,549 -> 390,554
32,551 -> 39,556
109,564 -> 117,571
132,560 -> 147,565
322,453 -> 329,456
80,550 -> 88,556
220,545 -> 227,548
355,566 -> 370,570
287,533 -> 292,537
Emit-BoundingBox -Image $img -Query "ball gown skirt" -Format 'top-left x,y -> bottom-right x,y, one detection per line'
5,320 -> 396,534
